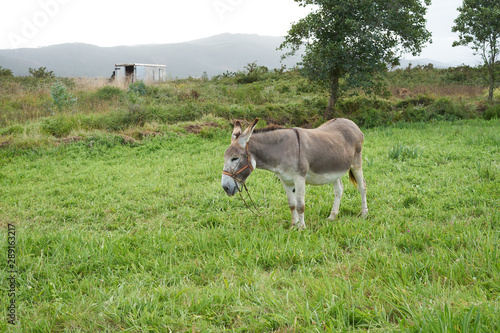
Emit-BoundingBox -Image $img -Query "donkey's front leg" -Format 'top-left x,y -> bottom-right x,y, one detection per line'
280,179 -> 299,227
294,177 -> 306,230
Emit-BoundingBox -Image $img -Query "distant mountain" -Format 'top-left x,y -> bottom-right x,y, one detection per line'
398,58 -> 452,69
0,34 -> 479,78
397,58 -> 481,69
0,34 -> 303,78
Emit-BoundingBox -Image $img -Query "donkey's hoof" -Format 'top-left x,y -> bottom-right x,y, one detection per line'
290,223 -> 306,231
358,209 -> 369,218
327,213 -> 338,220
295,223 -> 306,230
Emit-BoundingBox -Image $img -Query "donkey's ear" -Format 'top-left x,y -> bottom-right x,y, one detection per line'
231,120 -> 242,143
238,118 -> 259,146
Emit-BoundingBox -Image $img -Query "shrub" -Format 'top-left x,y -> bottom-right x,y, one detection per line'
95,86 -> 124,101
42,115 -> 77,137
402,106 -> 428,122
0,66 -> 13,77
427,97 -> 478,121
128,81 -> 147,96
429,98 -> 457,120
483,104 -> 500,120
128,104 -> 150,126
29,67 -> 55,78
358,107 -> 384,128
49,81 -> 78,113
296,79 -> 319,94
334,96 -> 395,128
0,125 -> 23,136
396,95 -> 435,109
236,73 -> 259,84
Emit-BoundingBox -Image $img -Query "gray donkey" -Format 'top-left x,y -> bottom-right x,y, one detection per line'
222,118 -> 368,229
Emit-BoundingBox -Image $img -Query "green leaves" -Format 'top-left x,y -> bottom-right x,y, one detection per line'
452,0 -> 500,48
49,80 -> 77,114
280,0 -> 432,111
452,0 -> 500,101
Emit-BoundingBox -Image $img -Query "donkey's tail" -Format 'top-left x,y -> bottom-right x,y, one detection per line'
349,169 -> 357,186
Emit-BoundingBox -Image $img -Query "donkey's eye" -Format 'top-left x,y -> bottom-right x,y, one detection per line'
231,157 -> 239,162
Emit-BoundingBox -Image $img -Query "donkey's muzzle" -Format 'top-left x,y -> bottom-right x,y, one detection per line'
222,175 -> 239,196
223,184 -> 236,196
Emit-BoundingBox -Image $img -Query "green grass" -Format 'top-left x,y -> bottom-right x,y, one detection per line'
1,119 -> 499,332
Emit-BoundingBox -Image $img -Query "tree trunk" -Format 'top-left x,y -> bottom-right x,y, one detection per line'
488,57 -> 494,102
489,75 -> 494,102
485,40 -> 497,102
324,75 -> 340,120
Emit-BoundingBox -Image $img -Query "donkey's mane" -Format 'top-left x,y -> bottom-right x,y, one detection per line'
253,125 -> 286,134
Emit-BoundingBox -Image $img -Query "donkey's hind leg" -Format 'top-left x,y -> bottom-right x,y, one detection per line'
328,178 -> 343,220
350,167 -> 368,217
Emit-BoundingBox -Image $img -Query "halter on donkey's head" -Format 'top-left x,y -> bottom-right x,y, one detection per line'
221,118 -> 262,215
222,118 -> 260,187
222,142 -> 253,184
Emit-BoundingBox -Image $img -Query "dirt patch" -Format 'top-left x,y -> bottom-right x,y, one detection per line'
120,135 -> 140,144
396,88 -> 412,98
138,130 -> 162,139
0,140 -> 12,148
184,122 -> 221,134
57,136 -> 83,145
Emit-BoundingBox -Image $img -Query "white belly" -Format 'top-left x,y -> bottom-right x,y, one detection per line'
305,170 -> 347,185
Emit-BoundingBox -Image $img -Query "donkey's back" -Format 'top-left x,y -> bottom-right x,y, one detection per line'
298,118 -> 364,176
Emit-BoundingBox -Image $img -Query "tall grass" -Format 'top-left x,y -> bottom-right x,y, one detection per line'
388,142 -> 423,161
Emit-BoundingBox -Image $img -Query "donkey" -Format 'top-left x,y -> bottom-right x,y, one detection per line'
221,118 -> 368,229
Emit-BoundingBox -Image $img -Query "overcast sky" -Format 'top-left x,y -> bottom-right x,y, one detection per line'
1,0 -> 479,65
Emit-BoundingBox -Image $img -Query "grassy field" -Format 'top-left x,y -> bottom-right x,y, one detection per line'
1,117 -> 499,331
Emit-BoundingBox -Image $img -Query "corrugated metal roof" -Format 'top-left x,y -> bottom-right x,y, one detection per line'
115,63 -> 166,67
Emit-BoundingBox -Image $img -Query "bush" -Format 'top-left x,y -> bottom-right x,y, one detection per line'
0,66 -> 13,77
428,97 -> 476,121
49,81 -> 77,113
402,106 -> 428,122
484,104 -> 500,120
95,86 -> 124,101
29,67 -> 55,78
358,108 -> 384,128
0,125 -> 23,136
335,96 -> 396,128
42,115 -> 77,137
396,95 -> 435,109
128,81 -> 147,96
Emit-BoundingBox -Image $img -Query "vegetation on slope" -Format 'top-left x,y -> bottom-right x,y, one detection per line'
0,64 -> 499,149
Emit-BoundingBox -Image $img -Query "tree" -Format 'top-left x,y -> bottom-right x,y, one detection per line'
0,66 -> 13,77
279,0 -> 432,118
28,67 -> 55,79
452,0 -> 499,102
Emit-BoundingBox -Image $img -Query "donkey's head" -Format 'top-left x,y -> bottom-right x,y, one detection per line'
221,118 -> 259,196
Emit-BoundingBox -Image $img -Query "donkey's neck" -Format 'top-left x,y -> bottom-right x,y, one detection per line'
248,129 -> 298,173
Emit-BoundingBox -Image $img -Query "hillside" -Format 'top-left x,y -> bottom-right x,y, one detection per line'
0,33 -> 468,79
0,34 -> 304,78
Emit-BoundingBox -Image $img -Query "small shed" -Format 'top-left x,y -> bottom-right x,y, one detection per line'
113,63 -> 167,84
